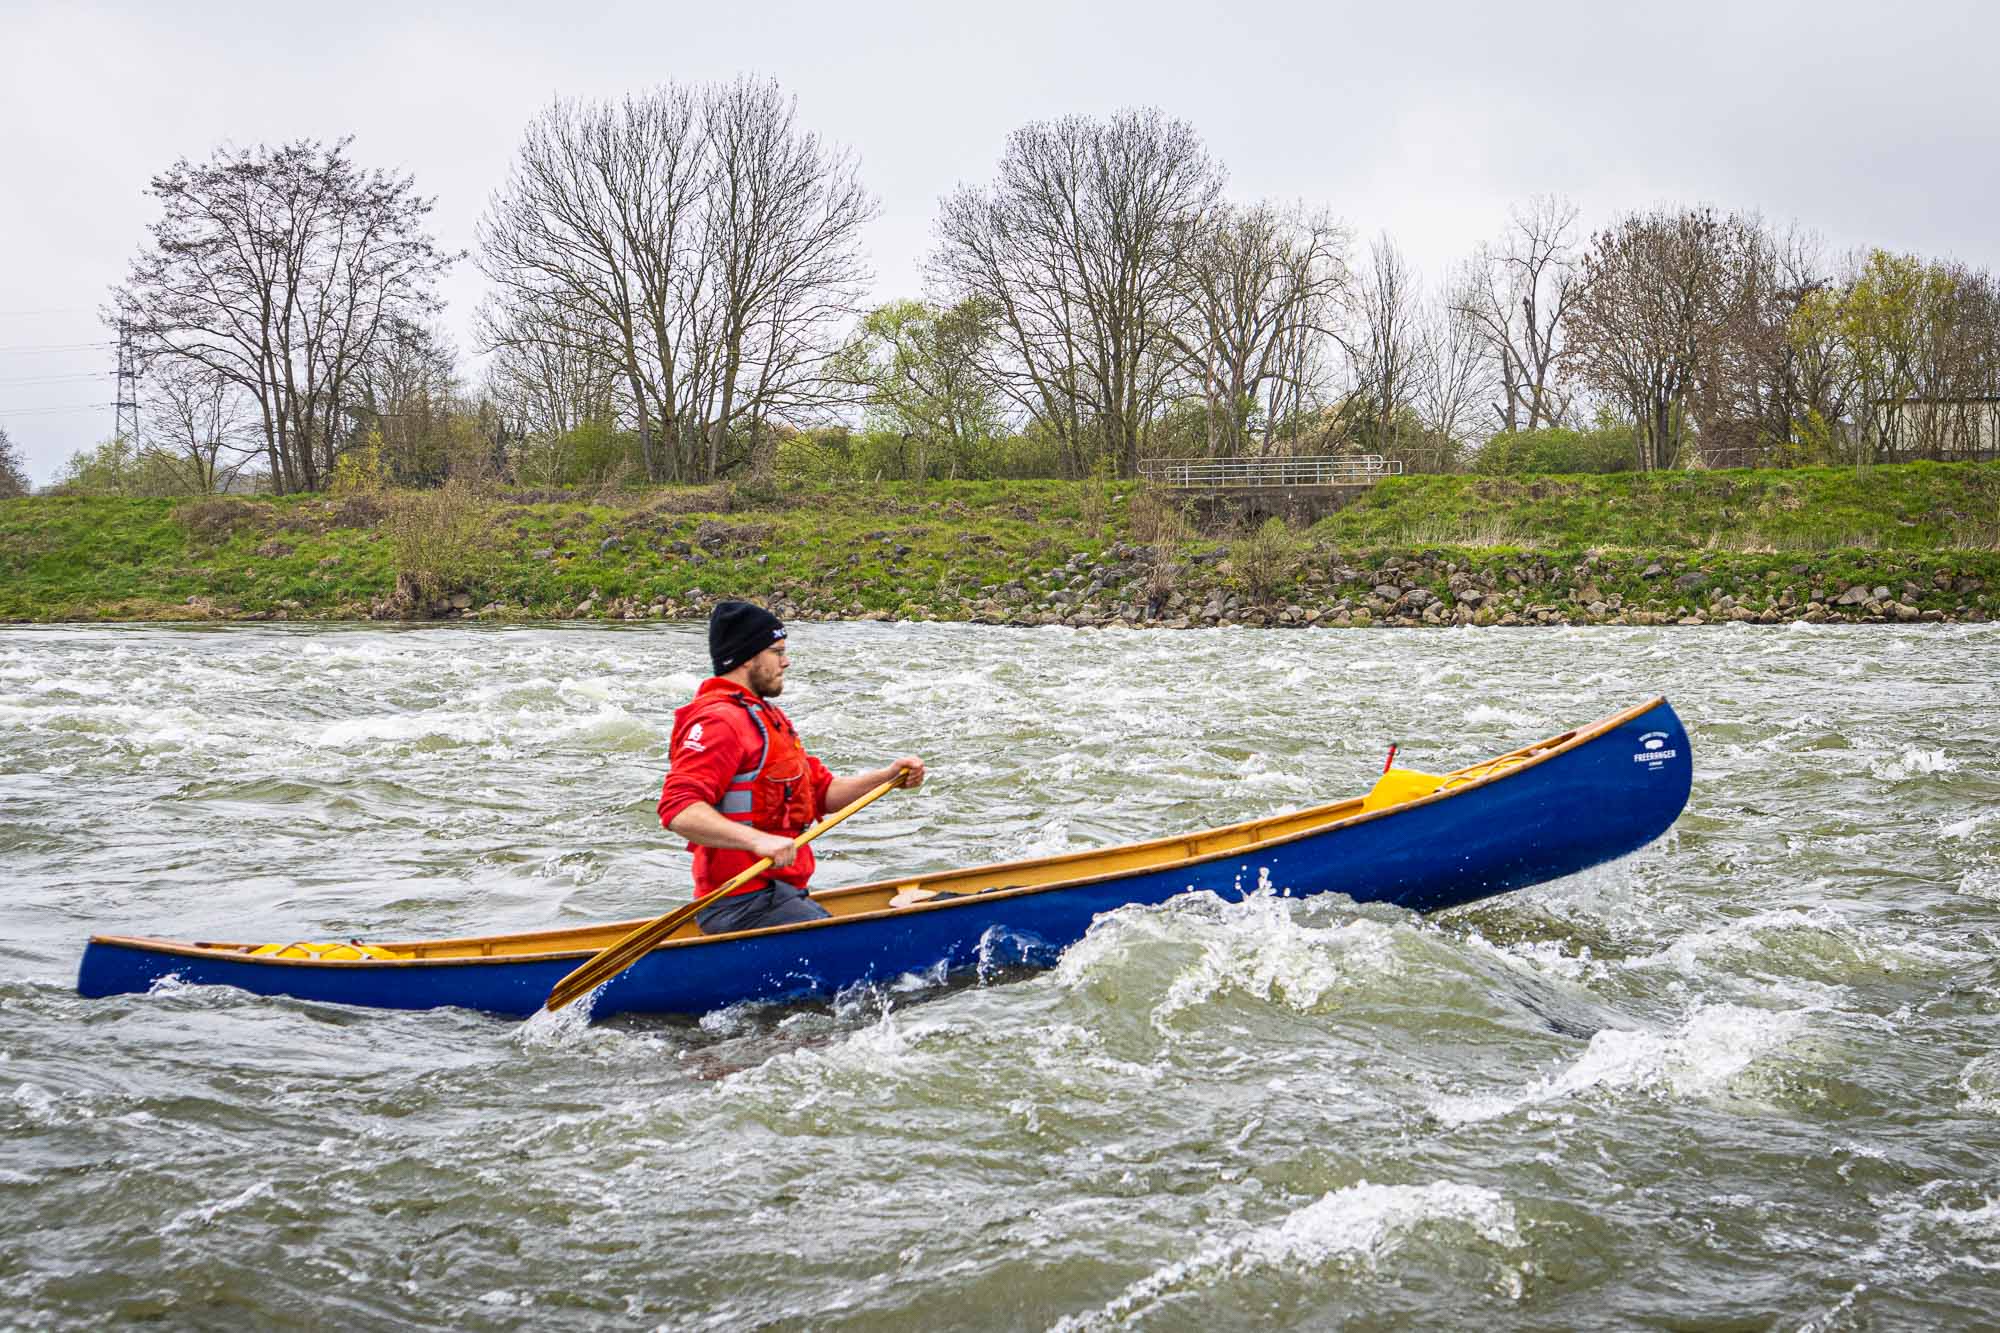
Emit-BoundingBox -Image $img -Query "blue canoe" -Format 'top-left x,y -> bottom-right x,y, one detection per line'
76,697 -> 1692,1021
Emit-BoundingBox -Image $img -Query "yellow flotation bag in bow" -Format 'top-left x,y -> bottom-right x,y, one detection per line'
1360,766 -> 1446,813
248,941 -> 404,961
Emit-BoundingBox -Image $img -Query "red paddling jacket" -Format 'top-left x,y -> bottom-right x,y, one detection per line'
658,678 -> 834,900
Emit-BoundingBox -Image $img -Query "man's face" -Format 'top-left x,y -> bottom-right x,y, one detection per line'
746,642 -> 789,698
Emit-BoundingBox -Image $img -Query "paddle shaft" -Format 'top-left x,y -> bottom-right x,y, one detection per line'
543,774 -> 906,1013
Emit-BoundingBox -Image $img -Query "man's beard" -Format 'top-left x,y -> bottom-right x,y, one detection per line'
749,666 -> 784,698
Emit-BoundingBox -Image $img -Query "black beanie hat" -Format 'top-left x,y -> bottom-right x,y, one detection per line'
709,601 -> 787,675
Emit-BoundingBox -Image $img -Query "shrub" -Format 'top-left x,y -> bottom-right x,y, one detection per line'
55,438 -> 190,496
1128,487 -> 1193,547
1472,426 -> 1636,475
386,479 -> 490,605
640,484 -> 735,515
330,431 -> 388,495
1074,459 -> 1114,538
1229,515 -> 1299,605
732,475 -> 781,509
332,493 -> 389,529
775,427 -> 852,483
1133,494 -> 1192,611
177,497 -> 266,540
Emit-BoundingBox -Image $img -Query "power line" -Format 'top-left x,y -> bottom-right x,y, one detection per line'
0,402 -> 117,416
0,372 -> 112,387
0,341 -> 116,354
0,307 -> 99,318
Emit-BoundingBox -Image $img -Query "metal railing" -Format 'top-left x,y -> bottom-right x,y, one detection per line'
1137,455 -> 1404,489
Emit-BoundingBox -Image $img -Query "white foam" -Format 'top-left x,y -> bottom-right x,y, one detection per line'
1869,746 -> 1960,781
11,1081 -> 91,1127
1052,1180 -> 1523,1329
1873,1187 -> 2000,1275
1151,899 -> 1407,1030
656,664 -> 704,696
26,675 -> 116,698
165,1180 -> 276,1233
1430,1004 -> 1804,1126
1960,868 -> 2000,902
556,675 -> 620,703
1618,903 -> 1964,980
1464,704 -> 1538,729
313,713 -> 456,747
1939,810 -> 1996,843
1960,1055 -> 2000,1115
514,989 -> 601,1048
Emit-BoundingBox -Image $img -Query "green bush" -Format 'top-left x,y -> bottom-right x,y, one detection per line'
1472,426 -> 1637,475
387,478 -> 491,604
52,437 -> 195,496
775,424 -> 1076,482
1229,515 -> 1300,605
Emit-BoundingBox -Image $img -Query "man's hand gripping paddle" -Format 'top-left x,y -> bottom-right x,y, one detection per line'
544,773 -> 909,1014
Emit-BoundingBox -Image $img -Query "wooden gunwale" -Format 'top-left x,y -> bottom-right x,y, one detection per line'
87,697 -> 1662,970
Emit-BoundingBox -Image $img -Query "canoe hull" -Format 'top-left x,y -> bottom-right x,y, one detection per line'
77,699 -> 1692,1020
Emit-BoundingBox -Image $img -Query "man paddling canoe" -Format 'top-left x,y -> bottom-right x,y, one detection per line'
658,601 -> 925,934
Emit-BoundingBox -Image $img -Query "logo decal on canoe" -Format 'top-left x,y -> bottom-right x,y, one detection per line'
1633,730 -> 1677,769
683,722 -> 707,752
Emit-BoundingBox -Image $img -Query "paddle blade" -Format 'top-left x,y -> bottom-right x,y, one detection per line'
544,905 -> 698,1012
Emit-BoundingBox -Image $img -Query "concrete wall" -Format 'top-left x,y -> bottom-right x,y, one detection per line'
1176,484 -> 1375,531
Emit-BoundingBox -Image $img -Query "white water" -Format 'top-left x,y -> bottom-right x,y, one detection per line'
3,620 -> 1999,1330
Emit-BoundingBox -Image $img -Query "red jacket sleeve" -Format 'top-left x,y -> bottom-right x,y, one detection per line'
804,752 -> 833,819
658,708 -> 748,831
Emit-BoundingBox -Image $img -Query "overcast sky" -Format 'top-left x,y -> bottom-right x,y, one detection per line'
3,0 -> 1995,485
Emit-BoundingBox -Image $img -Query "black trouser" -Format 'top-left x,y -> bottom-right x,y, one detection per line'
693,882 -> 831,935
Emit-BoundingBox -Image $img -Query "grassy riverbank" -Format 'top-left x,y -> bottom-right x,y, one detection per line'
1,463 -> 1995,627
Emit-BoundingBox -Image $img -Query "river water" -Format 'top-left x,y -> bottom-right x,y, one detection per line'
2,621 -> 1997,1330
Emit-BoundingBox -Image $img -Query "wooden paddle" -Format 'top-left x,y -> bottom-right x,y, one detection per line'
544,773 -> 909,1013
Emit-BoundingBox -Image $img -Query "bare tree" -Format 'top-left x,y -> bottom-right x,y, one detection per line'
1455,195 -> 1581,432
483,296 -> 621,483
478,78 -> 873,483
1685,220 -> 1841,466
1774,241 -> 1860,460
1897,259 -> 2000,460
932,108 -> 1226,477
699,78 -> 875,477
1163,202 -> 1350,456
1412,287 -> 1493,467
138,359 -> 254,494
1568,206 -> 1758,470
112,138 -> 455,493
1349,234 -> 1428,464
479,88 -> 705,480
348,318 -> 469,483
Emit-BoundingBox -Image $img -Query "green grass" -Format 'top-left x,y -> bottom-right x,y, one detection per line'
0,481 -> 1127,621
1309,461 -> 2000,551
0,464 -> 1993,623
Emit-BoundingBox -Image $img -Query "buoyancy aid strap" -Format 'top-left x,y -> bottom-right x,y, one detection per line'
717,699 -> 771,819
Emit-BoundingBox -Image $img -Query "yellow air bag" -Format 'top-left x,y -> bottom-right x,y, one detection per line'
1360,767 -> 1445,813
248,941 -> 403,961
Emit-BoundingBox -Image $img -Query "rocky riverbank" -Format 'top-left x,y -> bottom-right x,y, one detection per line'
408,542 -> 1996,630
4,482 -> 1995,628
